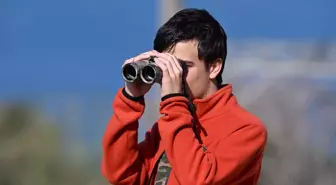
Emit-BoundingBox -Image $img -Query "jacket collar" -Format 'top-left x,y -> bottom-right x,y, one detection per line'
192,84 -> 237,120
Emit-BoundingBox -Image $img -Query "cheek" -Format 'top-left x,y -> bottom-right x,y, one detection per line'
185,67 -> 208,87
185,67 -> 198,84
185,68 -> 208,97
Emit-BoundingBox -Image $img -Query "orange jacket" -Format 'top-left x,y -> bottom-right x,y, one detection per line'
101,84 -> 267,185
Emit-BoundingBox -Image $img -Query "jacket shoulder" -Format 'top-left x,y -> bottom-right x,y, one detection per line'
229,103 -> 267,135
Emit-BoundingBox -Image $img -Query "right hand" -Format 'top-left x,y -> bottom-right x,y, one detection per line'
123,50 -> 159,97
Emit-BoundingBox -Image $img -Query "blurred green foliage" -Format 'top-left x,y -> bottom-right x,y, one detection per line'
0,103 -> 108,185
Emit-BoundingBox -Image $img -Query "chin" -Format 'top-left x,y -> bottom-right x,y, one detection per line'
185,90 -> 195,99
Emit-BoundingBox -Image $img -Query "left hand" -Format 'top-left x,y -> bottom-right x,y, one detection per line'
153,53 -> 183,98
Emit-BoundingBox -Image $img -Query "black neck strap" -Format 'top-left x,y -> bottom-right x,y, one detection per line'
180,62 -> 201,143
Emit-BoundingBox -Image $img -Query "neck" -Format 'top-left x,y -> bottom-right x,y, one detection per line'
202,82 -> 219,99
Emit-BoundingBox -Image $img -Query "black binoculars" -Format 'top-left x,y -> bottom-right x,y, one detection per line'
121,57 -> 161,84
121,57 -> 186,84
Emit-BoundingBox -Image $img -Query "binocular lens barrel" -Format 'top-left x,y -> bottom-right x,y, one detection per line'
141,64 -> 161,84
122,64 -> 138,82
122,63 -> 139,83
121,60 -> 162,84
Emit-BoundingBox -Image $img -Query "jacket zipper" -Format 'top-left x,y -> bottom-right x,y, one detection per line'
147,151 -> 164,185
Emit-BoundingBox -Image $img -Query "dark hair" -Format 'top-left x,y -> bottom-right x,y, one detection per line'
153,8 -> 227,85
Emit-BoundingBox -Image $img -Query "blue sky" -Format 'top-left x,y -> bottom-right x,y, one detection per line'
1,0 -> 335,97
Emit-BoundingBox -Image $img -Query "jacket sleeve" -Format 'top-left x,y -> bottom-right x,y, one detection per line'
157,96 -> 267,185
101,88 -> 156,185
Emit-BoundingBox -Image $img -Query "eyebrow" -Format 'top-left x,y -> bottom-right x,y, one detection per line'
177,59 -> 193,64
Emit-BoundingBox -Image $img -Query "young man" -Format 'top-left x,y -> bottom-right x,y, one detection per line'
101,8 -> 267,185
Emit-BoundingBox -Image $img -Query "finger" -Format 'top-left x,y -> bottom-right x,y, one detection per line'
133,50 -> 158,62
166,54 -> 183,76
154,58 -> 170,79
158,55 -> 176,80
132,54 -> 150,62
124,50 -> 158,65
157,53 -> 182,79
124,55 -> 147,65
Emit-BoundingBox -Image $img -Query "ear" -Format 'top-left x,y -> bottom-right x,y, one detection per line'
209,58 -> 222,80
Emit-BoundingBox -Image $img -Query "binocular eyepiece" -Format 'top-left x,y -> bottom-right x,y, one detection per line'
121,57 -> 163,84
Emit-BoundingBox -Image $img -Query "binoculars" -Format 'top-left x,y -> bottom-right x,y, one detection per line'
121,57 -> 162,84
122,57 -> 187,84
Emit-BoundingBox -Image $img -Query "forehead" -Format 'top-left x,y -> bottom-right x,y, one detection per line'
168,41 -> 200,63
